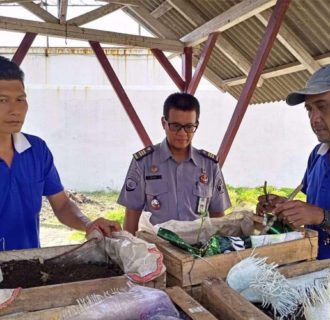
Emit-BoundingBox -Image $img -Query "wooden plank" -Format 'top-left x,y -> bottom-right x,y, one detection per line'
201,277 -> 271,320
0,16 -> 183,52
20,2 -> 59,23
166,286 -> 218,320
66,3 -> 122,26
151,0 -> 172,19
138,227 -> 318,287
278,259 -> 330,278
0,277 -> 130,316
180,0 -> 276,47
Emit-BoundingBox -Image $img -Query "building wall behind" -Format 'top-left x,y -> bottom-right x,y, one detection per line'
11,53 -> 317,191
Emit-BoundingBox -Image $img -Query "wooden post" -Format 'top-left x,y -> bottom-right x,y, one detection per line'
90,40 -> 152,147
218,0 -> 291,167
151,48 -> 185,92
187,32 -> 218,95
182,47 -> 192,93
11,32 -> 37,66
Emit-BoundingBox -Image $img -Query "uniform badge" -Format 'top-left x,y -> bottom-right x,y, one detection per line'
199,168 -> 208,184
126,178 -> 137,191
150,165 -> 158,173
150,197 -> 161,210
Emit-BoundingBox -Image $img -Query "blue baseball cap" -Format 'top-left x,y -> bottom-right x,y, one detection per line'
286,64 -> 330,105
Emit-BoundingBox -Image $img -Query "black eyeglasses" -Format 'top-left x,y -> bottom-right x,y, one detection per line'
165,121 -> 198,133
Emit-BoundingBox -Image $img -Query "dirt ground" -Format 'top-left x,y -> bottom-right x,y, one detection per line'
40,191 -> 119,247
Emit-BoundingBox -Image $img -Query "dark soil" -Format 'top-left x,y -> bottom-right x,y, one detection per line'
0,258 -> 123,288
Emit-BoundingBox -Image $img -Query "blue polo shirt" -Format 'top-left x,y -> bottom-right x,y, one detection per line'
302,143 -> 330,260
0,133 -> 63,251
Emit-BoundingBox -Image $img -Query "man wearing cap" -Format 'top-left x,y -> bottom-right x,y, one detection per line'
118,92 -> 231,235
0,56 -> 121,251
258,65 -> 330,259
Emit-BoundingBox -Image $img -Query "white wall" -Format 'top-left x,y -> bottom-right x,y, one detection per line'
10,53 -> 317,191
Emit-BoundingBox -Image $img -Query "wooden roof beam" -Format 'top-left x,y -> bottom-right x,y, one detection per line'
58,0 -> 68,24
224,52 -> 330,86
123,5 -> 227,92
66,3 -> 122,26
151,0 -> 172,19
0,16 -> 183,52
20,2 -> 59,23
169,0 -> 263,86
256,11 -> 321,74
180,0 -> 276,47
0,0 -> 32,3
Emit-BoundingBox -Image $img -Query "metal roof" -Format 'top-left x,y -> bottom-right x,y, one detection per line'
1,0 -> 330,104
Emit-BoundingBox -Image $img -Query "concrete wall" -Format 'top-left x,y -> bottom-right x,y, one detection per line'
8,53 -> 317,191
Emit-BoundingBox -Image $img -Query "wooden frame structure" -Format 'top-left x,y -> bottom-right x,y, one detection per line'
1,0 -> 329,161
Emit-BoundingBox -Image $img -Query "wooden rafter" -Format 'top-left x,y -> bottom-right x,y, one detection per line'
21,2 -> 59,23
58,0 -> 68,24
123,5 -> 227,92
66,3 -> 122,26
151,1 -> 172,19
97,0 -> 139,6
0,16 -> 183,52
180,0 -> 276,47
0,0 -> 32,3
224,52 -> 330,86
256,10 -> 321,74
169,0 -> 264,86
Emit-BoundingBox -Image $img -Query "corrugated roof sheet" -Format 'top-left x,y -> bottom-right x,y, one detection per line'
129,0 -> 330,104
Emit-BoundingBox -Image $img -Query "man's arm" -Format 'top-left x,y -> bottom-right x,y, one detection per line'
47,191 -> 121,236
210,212 -> 224,218
123,208 -> 142,235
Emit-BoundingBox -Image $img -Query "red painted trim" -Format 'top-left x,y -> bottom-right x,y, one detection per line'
182,47 -> 192,92
89,41 -> 152,147
187,32 -> 218,95
218,0 -> 291,167
151,48 -> 185,92
11,32 -> 37,66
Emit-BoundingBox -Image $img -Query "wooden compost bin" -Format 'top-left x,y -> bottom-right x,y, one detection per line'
0,244 -> 165,319
137,215 -> 318,299
200,259 -> 330,320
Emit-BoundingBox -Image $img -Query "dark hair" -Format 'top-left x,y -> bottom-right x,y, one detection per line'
163,92 -> 200,121
0,56 -> 24,83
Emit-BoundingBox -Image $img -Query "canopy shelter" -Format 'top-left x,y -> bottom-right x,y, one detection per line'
1,0 -> 329,165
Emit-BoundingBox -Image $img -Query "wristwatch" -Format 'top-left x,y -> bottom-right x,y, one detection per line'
319,209 -> 330,229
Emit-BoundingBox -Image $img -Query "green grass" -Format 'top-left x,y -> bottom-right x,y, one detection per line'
68,185 -> 306,242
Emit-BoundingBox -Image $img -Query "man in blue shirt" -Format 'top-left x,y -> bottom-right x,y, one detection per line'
0,56 -> 121,251
258,65 -> 330,259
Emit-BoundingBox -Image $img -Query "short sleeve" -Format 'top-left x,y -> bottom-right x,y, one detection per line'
208,166 -> 231,213
42,142 -> 64,196
117,158 -> 146,210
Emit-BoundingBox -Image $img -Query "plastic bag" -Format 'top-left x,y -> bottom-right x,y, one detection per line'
139,210 -> 254,245
51,231 -> 165,283
60,284 -> 181,320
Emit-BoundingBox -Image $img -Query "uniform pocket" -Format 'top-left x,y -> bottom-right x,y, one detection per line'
145,181 -> 169,214
146,180 -> 168,196
193,183 -> 212,198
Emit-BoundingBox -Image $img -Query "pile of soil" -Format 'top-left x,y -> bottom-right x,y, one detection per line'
0,258 -> 124,288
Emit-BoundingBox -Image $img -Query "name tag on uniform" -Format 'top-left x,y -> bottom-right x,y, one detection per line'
146,175 -> 162,180
197,197 -> 208,214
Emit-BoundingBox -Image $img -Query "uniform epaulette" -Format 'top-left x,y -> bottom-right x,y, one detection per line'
133,146 -> 154,161
199,149 -> 219,163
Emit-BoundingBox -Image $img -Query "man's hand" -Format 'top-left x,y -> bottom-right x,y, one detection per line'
256,194 -> 287,216
86,218 -> 122,241
273,200 -> 324,228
